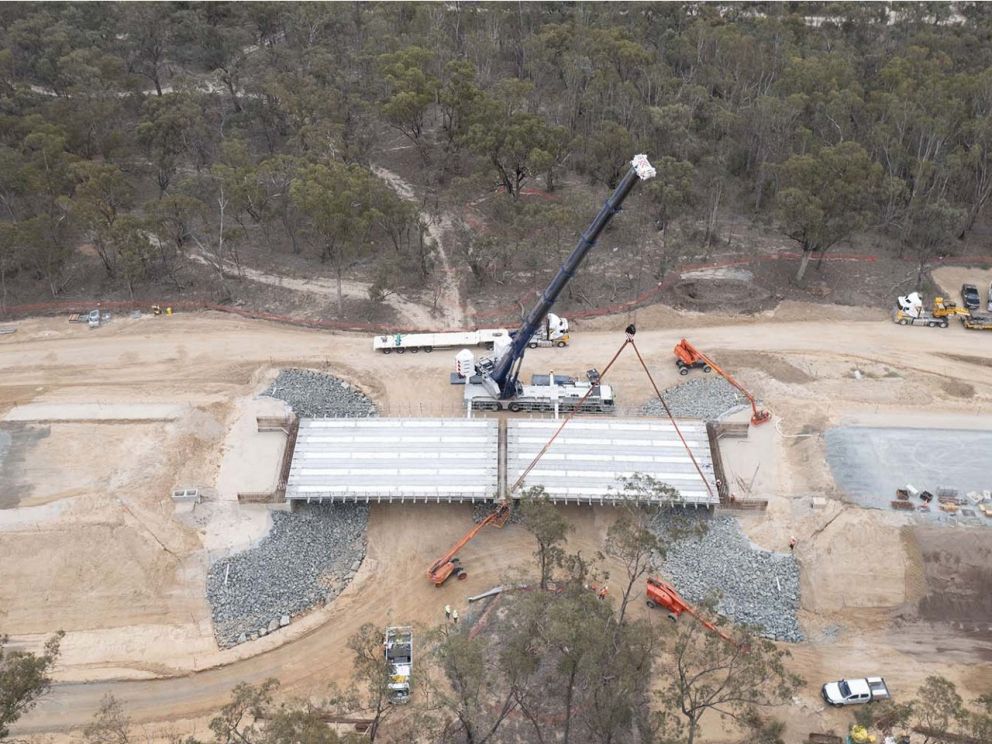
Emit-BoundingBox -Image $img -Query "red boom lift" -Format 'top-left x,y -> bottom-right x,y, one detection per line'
672,338 -> 771,426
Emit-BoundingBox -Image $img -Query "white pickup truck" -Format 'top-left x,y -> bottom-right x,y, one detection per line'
821,677 -> 891,706
385,626 -> 412,704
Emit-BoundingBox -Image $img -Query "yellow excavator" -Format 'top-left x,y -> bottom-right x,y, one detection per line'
931,296 -> 970,318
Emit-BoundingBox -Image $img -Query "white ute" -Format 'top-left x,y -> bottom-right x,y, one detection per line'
821,677 -> 891,706
385,626 -> 413,704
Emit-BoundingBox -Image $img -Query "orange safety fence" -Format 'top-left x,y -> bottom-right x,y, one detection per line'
2,252 -> 990,333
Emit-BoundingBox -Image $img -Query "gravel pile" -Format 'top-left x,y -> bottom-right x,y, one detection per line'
207,503 -> 369,648
642,377 -> 746,420
653,514 -> 803,642
263,368 -> 377,418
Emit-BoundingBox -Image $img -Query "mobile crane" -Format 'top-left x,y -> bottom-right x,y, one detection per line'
451,154 -> 656,413
672,338 -> 771,425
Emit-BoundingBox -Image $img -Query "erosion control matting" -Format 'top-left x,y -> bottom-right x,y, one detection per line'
825,427 -> 992,524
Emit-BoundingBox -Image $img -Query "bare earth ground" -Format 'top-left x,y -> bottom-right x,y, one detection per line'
1,297 -> 992,740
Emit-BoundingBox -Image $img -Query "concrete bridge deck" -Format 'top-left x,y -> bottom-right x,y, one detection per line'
285,417 -> 719,507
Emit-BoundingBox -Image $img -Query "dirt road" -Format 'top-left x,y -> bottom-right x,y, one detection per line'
3,306 -> 991,735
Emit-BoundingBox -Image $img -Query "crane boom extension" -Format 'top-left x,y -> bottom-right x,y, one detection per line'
489,154 -> 656,398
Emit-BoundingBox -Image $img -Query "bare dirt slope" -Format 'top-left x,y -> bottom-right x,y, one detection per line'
2,306 -> 991,737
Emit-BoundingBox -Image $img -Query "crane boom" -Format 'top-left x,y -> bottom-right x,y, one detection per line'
488,154 -> 656,398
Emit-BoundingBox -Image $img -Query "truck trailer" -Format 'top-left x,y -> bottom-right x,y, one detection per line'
374,313 -> 569,354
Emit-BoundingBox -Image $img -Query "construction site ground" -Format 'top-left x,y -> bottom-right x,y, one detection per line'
2,265 -> 992,740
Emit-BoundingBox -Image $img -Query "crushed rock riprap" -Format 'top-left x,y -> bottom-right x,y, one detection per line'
642,377 -> 746,420
651,513 -> 803,642
206,503 -> 369,648
263,368 -> 377,418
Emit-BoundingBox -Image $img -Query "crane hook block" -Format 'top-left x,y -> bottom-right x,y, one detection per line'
625,324 -> 636,337
631,154 -> 656,180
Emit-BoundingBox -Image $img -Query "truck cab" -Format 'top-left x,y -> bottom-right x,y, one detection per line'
821,677 -> 890,706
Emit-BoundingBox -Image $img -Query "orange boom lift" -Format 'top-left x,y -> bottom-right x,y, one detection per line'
672,338 -> 770,426
646,577 -> 737,645
427,502 -> 511,586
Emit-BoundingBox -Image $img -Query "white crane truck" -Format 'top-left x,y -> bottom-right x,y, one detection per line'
451,154 -> 656,413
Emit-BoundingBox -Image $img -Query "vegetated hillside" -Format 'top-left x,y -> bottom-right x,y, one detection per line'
1,2 -> 991,324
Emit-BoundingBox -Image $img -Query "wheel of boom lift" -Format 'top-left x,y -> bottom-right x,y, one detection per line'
508,402 -> 523,412
703,365 -> 712,373
646,600 -> 657,609
456,569 -> 468,580
679,367 -> 689,376
667,612 -> 679,623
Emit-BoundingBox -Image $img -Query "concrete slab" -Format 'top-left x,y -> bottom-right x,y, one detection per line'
507,419 -> 719,506
825,426 -> 992,525
286,418 -> 498,503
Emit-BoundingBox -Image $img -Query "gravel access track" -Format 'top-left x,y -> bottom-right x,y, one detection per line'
653,514 -> 803,642
642,377 -> 746,420
263,368 -> 377,418
206,504 -> 369,648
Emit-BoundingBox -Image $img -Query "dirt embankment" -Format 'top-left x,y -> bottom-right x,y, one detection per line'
911,526 -> 992,628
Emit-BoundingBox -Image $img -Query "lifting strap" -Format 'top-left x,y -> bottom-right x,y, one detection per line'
508,329 -> 716,504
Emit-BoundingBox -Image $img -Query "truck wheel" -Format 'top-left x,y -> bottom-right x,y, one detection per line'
927,321 -> 937,328
703,365 -> 712,373
508,402 -> 523,412
898,318 -> 909,325
382,348 -> 392,355
528,342 -> 538,349
679,367 -> 689,376
396,348 -> 406,354
646,600 -> 656,609
409,347 -> 419,353
422,346 -> 433,353
556,340 -> 567,348
940,321 -> 948,328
